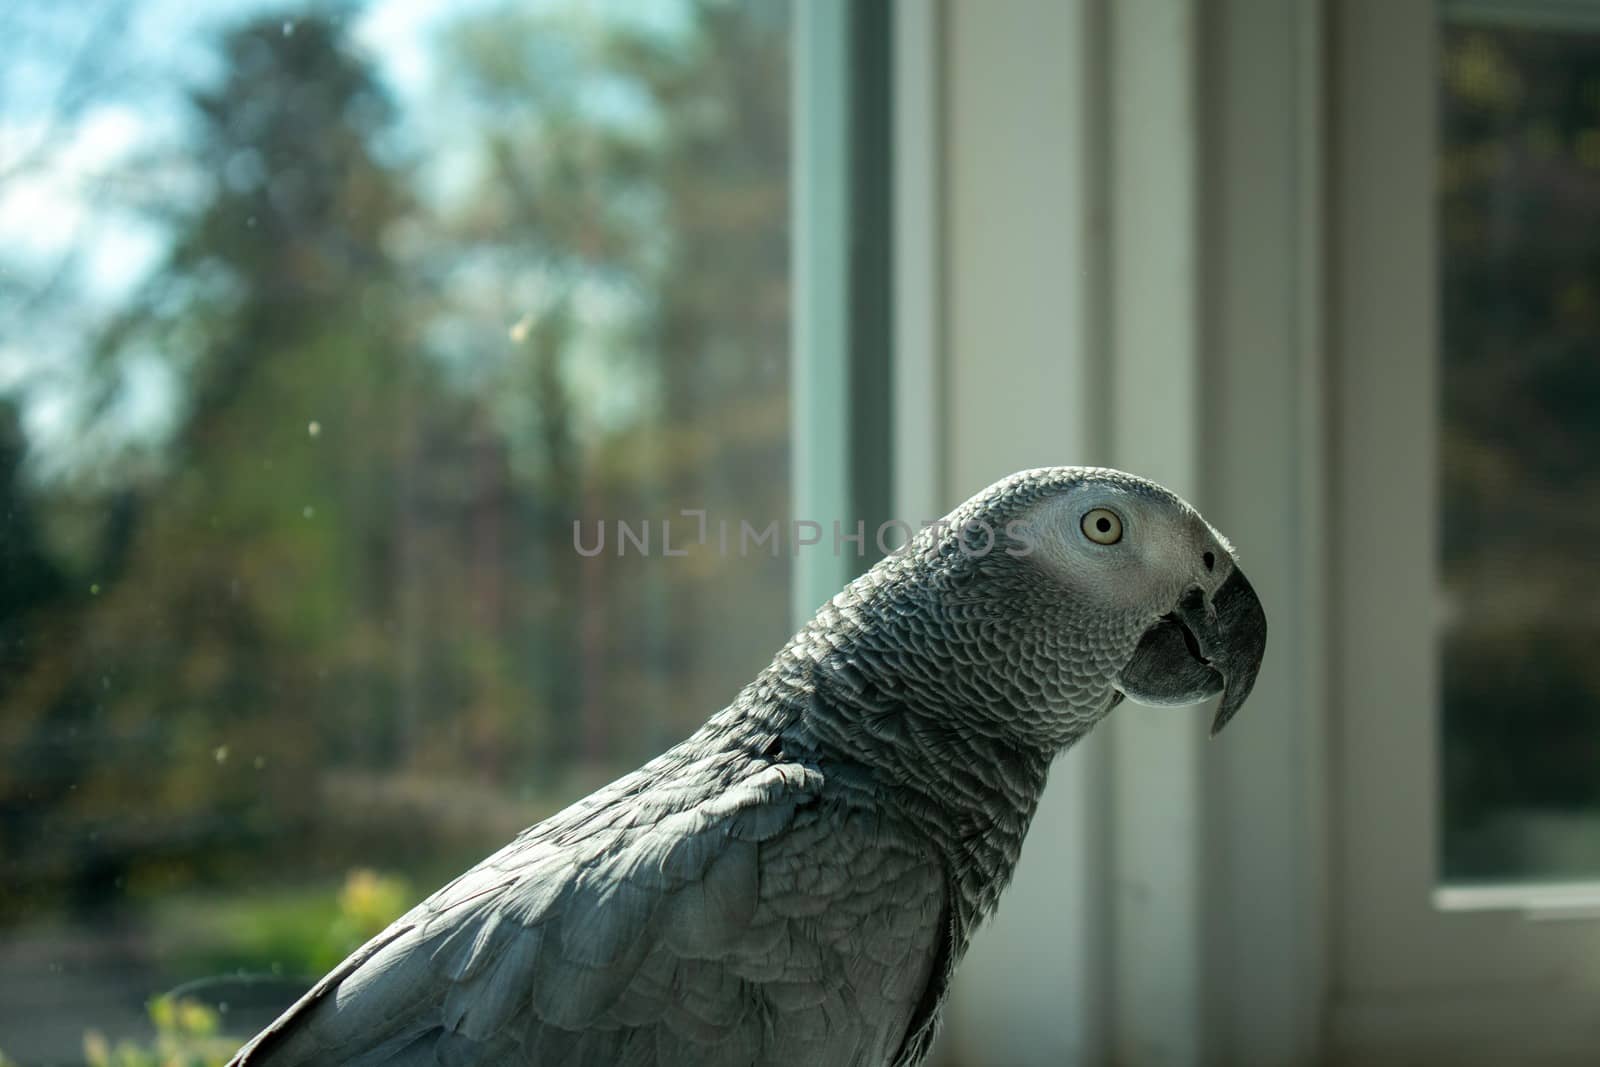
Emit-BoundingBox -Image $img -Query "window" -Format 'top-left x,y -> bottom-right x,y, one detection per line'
1438,15 -> 1600,885
0,2 -> 792,1060
1332,2 -> 1600,1059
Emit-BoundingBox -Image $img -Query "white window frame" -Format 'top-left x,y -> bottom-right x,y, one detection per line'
805,1 -> 1600,1062
1330,1 -> 1600,1062
792,0 -> 895,626
792,0 -> 855,623
896,1 -> 1328,1063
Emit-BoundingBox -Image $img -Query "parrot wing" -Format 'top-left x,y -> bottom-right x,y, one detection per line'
229,753 -> 947,1067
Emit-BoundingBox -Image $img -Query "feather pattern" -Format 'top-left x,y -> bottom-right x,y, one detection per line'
229,468 -> 1234,1066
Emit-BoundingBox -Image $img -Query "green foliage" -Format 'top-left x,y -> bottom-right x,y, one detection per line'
335,869 -> 412,944
83,997 -> 233,1067
70,869 -> 409,1067
157,867 -> 413,979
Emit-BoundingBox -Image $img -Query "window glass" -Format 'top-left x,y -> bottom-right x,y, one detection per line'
0,1 -> 791,1059
1438,17 -> 1600,883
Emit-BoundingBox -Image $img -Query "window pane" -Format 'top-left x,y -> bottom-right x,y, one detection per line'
1439,19 -> 1600,882
0,1 -> 791,1059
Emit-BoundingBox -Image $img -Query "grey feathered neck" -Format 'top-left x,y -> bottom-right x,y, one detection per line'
716,471 -> 1130,939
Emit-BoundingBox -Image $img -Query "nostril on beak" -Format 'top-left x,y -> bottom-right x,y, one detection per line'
1203,550 -> 1216,572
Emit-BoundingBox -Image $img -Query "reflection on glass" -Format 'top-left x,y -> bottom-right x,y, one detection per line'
0,1 -> 791,1060
1439,20 -> 1600,882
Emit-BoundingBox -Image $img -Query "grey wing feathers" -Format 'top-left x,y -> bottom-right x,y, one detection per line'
229,759 -> 843,1066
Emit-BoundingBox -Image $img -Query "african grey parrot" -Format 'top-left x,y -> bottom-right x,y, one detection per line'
228,467 -> 1266,1067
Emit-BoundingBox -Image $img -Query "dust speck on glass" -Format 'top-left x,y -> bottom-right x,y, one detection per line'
0,1 -> 792,1061
1438,17 -> 1600,883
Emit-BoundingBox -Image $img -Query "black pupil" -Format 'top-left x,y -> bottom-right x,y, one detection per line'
1095,516 -> 1111,533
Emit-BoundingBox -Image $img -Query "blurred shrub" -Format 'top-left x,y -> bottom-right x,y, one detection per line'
158,868 -> 413,979
78,869 -> 411,1067
83,997 -> 234,1067
331,868 -> 412,956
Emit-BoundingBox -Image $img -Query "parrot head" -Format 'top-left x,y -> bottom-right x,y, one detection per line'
935,467 -> 1267,737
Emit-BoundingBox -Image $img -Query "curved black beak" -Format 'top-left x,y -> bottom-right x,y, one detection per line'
1118,566 -> 1267,736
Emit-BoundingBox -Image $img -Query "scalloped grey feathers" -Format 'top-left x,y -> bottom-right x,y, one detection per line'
228,467 -> 1263,1067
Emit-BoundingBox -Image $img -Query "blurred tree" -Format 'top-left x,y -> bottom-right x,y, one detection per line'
1439,25 -> 1600,879
0,401 -> 66,694
0,12 -> 465,915
439,0 -> 792,762
1,2 -> 794,1057
1,0 -> 793,929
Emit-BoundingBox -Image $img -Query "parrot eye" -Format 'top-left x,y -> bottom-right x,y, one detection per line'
1081,508 -> 1123,545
